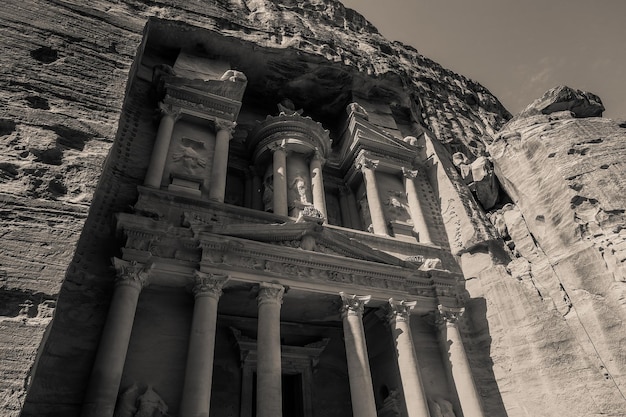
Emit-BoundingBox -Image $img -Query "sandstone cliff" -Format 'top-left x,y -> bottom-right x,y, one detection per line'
3,0 -> 625,416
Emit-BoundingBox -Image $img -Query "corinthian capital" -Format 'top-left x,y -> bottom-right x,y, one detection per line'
339,292 -> 371,317
402,167 -> 419,179
355,154 -> 378,171
157,102 -> 182,120
214,119 -> 237,136
112,258 -> 152,289
437,304 -> 465,326
268,141 -> 287,153
257,282 -> 285,306
386,298 -> 417,323
193,270 -> 229,299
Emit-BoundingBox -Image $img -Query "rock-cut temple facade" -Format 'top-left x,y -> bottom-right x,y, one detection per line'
2,1 -> 626,417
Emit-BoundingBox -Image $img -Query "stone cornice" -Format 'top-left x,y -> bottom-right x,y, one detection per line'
334,112 -> 417,175
163,83 -> 242,123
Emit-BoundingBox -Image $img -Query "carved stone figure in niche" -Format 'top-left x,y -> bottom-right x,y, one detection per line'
113,383 -> 139,417
134,386 -> 168,417
171,137 -> 208,178
262,165 -> 273,212
277,98 -> 304,116
287,156 -> 313,214
289,177 -> 311,207
429,398 -> 457,417
384,190 -> 411,223
452,151 -> 499,210
359,196 -> 373,233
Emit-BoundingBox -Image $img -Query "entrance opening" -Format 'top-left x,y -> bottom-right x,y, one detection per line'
282,373 -> 304,417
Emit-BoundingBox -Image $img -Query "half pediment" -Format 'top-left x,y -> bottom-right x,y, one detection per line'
188,217 -> 408,267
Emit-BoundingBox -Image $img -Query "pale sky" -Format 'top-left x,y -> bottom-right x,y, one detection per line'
340,0 -> 626,119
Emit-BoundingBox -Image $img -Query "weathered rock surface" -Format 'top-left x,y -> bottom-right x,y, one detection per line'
2,0 -> 625,416
483,98 -> 626,416
517,85 -> 605,119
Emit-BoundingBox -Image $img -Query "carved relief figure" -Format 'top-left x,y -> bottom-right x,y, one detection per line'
262,165 -> 273,212
134,386 -> 168,417
384,190 -> 411,223
171,137 -> 208,178
359,196 -> 373,232
286,156 -> 313,213
429,398 -> 457,417
289,176 -> 311,207
113,383 -> 139,417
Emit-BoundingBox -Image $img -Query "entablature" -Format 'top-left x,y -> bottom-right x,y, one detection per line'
115,209 -> 463,312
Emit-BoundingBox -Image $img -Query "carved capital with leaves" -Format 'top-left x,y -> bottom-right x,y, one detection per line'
193,270 -> 229,299
437,304 -> 465,326
112,258 -> 153,290
214,119 -> 237,137
402,167 -> 419,179
339,292 -> 371,318
257,282 -> 285,306
157,102 -> 182,121
386,298 -> 417,323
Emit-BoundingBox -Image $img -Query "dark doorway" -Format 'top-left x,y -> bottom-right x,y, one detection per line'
282,373 -> 304,417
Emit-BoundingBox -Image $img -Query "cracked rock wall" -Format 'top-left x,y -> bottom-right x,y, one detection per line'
483,102 -> 626,415
6,0 -> 626,416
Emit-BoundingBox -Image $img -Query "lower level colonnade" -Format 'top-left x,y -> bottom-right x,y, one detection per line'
82,273 -> 483,417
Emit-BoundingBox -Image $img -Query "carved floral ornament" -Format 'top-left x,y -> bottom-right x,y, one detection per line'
402,167 -> 419,179
157,102 -> 182,121
257,282 -> 285,306
339,292 -> 371,317
214,119 -> 237,136
192,270 -> 229,298
355,155 -> 379,171
386,298 -> 417,323
437,304 -> 465,325
112,257 -> 153,289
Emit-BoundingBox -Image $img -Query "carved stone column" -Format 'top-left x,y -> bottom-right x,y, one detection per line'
438,305 -> 485,417
309,150 -> 327,221
208,120 -> 236,202
339,293 -> 377,417
81,259 -> 151,417
386,299 -> 431,417
179,271 -> 229,417
270,143 -> 288,216
403,168 -> 433,244
257,283 -> 285,417
357,157 -> 387,236
144,103 -> 181,188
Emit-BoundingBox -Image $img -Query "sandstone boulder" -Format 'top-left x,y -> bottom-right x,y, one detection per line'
518,85 -> 605,118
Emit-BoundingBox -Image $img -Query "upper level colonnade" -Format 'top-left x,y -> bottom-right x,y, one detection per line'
143,61 -> 437,245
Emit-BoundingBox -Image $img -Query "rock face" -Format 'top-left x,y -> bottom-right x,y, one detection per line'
1,0 -> 625,416
517,85 -> 605,118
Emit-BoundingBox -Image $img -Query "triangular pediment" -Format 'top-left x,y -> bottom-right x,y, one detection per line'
190,218 -> 407,267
